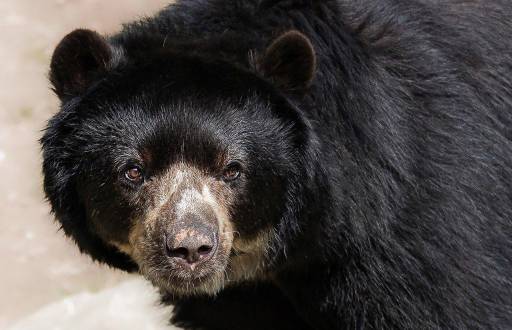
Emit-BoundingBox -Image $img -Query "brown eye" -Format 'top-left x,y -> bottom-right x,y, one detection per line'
125,166 -> 143,183
222,161 -> 242,181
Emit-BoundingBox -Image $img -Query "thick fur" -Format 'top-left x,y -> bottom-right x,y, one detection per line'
42,0 -> 512,329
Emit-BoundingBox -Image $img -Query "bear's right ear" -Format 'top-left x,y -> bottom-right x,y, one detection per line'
258,30 -> 316,93
50,29 -> 113,99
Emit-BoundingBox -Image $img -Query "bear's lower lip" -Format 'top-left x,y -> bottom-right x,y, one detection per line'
171,259 -> 210,273
149,268 -> 211,285
162,256 -> 222,280
168,263 -> 211,279
149,269 -> 223,296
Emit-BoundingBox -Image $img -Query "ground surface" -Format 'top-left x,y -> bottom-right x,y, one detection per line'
0,1 -> 179,328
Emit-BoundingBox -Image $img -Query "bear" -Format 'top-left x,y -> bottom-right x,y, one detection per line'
41,0 -> 512,329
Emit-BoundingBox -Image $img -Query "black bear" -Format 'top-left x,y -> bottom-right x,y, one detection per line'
42,0 -> 512,329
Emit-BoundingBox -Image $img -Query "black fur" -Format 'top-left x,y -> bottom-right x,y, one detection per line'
42,0 -> 512,329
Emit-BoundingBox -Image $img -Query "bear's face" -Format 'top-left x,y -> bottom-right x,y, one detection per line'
43,29 -> 316,296
75,93 -> 295,295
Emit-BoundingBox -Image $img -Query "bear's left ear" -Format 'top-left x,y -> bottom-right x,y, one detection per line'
258,30 -> 316,92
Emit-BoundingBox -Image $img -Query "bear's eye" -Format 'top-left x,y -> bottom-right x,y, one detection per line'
125,166 -> 144,183
222,161 -> 242,182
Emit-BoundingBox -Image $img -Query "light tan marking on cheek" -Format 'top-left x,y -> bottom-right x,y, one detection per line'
227,228 -> 274,283
110,241 -> 134,257
107,218 -> 145,261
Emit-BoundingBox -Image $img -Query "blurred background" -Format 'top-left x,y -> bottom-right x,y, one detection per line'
0,1 -> 180,329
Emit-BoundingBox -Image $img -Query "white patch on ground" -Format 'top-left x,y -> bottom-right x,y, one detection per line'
7,278 -> 179,330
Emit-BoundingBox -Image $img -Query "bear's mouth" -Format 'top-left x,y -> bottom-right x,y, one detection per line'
134,233 -> 273,296
127,222 -> 235,296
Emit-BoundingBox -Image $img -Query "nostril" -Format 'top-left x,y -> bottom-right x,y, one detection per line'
167,246 -> 189,260
197,245 -> 213,256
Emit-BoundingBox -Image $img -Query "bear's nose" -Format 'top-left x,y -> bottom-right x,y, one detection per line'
165,227 -> 216,264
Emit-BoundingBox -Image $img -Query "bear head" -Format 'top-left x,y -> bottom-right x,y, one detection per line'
42,28 -> 317,296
